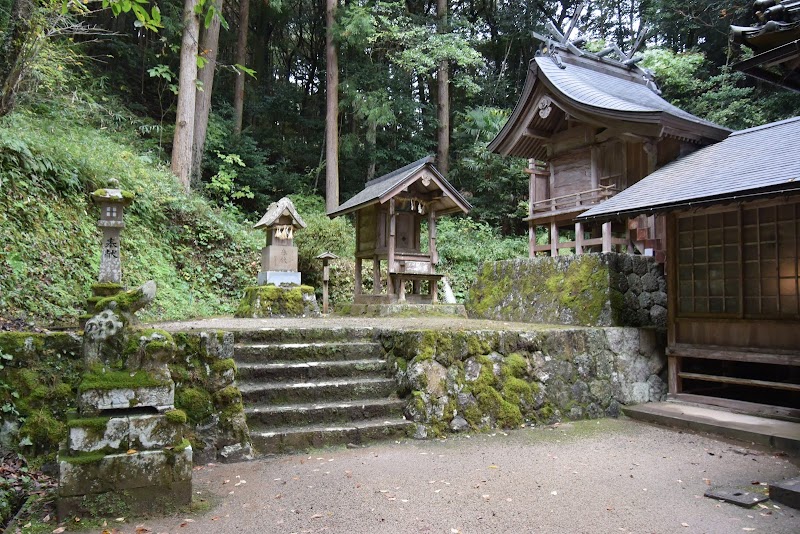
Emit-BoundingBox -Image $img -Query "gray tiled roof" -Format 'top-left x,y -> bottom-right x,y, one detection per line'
536,57 -> 722,129
578,116 -> 800,221
254,196 -> 307,229
328,156 -> 471,217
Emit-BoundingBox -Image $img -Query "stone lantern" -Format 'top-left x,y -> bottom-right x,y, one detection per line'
254,196 -> 307,286
91,178 -> 134,285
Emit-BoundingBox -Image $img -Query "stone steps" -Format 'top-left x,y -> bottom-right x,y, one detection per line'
234,341 -> 381,363
249,418 -> 412,455
237,358 -> 388,380
238,376 -> 399,405
234,332 -> 412,455
244,398 -> 406,427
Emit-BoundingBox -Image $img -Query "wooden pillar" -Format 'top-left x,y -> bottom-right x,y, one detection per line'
550,221 -> 559,256
373,256 -> 380,295
529,223 -> 536,259
668,355 -> 681,396
575,221 -> 583,255
354,257 -> 362,295
428,209 -> 438,265
387,198 -> 396,296
602,221 -> 612,252
590,146 -> 598,191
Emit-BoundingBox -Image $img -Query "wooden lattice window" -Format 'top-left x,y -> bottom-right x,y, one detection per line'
677,199 -> 800,319
677,211 -> 740,315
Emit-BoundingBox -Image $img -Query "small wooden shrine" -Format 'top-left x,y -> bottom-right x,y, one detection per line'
488,7 -> 730,260
254,196 -> 307,286
328,156 -> 471,304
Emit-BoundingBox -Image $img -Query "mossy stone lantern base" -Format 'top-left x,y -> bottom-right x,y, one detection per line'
235,284 -> 320,318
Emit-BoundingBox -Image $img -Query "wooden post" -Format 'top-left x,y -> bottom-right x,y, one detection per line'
529,223 -> 536,259
668,355 -> 681,396
322,262 -> 330,313
590,146 -> 598,191
354,257 -> 362,296
373,256 -> 380,295
388,198 -> 396,296
602,221 -> 612,252
550,221 -> 559,256
428,209 -> 438,265
575,221 -> 583,255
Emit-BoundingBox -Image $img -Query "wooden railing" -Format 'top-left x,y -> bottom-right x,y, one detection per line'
531,184 -> 620,214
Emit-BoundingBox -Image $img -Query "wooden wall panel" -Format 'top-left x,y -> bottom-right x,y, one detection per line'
675,318 -> 800,351
551,150 -> 591,197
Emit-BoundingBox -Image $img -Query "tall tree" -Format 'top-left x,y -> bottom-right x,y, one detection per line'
325,0 -> 339,212
436,0 -> 449,176
171,0 -> 201,192
192,0 -> 223,186
233,0 -> 250,136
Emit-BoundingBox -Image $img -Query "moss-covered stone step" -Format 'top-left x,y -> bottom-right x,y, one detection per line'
244,398 -> 406,427
236,358 -> 388,381
238,377 -> 398,405
234,327 -> 376,344
249,417 -> 414,455
233,341 -> 382,363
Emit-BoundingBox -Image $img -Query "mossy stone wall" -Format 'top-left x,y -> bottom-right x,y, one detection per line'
0,330 -> 250,465
466,253 -> 666,327
380,327 -> 666,437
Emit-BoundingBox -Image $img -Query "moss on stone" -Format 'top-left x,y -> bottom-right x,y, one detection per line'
235,284 -> 317,318
476,387 -> 522,429
19,409 -> 65,455
164,409 -> 188,425
175,387 -> 214,423
59,450 -> 108,466
67,416 -> 111,431
214,385 -> 242,406
95,287 -> 145,314
211,358 -> 236,375
79,368 -> 168,392
502,377 -> 536,411
501,353 -> 528,380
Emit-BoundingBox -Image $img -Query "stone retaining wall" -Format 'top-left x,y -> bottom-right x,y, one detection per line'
466,253 -> 667,327
380,327 -> 667,437
0,331 -> 250,464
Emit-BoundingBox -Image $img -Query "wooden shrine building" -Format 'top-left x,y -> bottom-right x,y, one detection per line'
580,117 -> 800,417
488,27 -> 730,259
328,157 -> 471,304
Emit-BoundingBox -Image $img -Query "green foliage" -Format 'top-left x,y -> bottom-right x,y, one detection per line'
642,47 -> 800,130
204,151 -> 254,204
434,217 -> 527,302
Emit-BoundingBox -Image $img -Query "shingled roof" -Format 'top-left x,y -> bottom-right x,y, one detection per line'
578,116 -> 800,222
327,156 -> 472,218
489,54 -> 730,159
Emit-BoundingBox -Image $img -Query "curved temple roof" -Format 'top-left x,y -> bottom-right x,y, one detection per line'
489,54 -> 730,159
578,116 -> 800,221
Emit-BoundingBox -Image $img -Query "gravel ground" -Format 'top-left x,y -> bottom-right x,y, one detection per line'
118,418 -> 799,534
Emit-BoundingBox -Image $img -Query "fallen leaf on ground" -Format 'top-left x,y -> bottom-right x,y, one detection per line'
127,449 -> 137,454
681,523 -> 689,527
52,528 -> 66,534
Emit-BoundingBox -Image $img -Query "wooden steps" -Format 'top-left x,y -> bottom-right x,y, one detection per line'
234,329 -> 412,455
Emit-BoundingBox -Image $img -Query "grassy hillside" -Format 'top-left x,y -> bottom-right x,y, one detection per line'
0,105 -> 264,326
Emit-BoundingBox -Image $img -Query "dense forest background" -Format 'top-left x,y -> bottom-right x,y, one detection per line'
2,0 -> 800,326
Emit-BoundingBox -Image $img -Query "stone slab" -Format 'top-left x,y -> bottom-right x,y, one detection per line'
345,303 -> 467,317
56,480 -> 192,518
78,383 -> 174,412
261,245 -> 298,272
704,487 -> 768,507
622,401 -> 800,455
68,414 -> 182,454
258,271 -> 302,286
58,447 -> 192,497
769,477 -> 800,510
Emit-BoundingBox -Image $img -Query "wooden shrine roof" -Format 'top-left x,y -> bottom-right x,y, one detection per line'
578,116 -> 800,221
731,1 -> 800,91
327,156 -> 472,218
254,196 -> 307,229
488,54 -> 731,160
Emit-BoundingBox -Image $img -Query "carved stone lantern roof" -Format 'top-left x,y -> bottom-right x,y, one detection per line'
254,196 -> 307,230
90,179 -> 135,206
